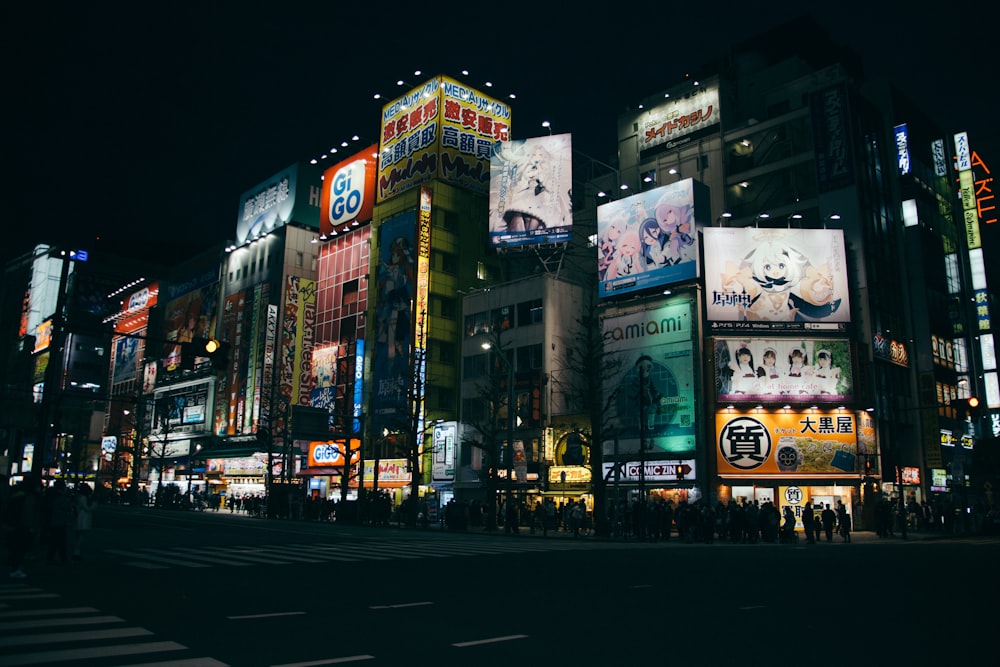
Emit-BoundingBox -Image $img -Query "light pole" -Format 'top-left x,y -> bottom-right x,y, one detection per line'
482,340 -> 515,533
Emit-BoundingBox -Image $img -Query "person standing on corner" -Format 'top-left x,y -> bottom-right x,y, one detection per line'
73,482 -> 95,560
45,480 -> 74,565
821,503 -> 837,542
2,482 -> 40,578
802,501 -> 816,544
837,502 -> 852,542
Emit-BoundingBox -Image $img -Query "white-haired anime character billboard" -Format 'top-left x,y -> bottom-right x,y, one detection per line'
703,228 -> 851,331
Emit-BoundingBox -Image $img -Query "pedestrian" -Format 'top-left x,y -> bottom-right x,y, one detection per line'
2,482 -> 40,578
802,501 -> 816,544
44,480 -> 74,564
837,502 -> 852,542
821,504 -> 836,541
781,506 -> 797,543
569,501 -> 584,538
72,482 -> 95,560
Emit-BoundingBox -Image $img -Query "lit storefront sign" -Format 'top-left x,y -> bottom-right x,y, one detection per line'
716,411 -> 858,476
600,460 -> 695,483
894,124 -> 910,175
308,439 -> 360,468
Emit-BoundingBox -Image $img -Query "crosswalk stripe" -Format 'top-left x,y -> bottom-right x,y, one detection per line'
116,659 -> 230,667
0,607 -> 99,619
0,615 -> 123,631
106,550 -> 211,568
0,626 -> 153,647
1,640 -> 188,666
168,546 -> 291,566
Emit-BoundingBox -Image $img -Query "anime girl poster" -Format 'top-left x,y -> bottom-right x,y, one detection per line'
597,179 -> 706,298
372,212 -> 416,422
489,134 -> 573,248
704,228 -> 850,329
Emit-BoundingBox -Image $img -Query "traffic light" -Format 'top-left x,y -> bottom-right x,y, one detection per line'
181,338 -> 230,371
952,397 -> 981,420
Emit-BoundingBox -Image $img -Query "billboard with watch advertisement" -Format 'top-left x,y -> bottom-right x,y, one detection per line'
714,337 -> 853,403
489,133 -> 573,248
703,227 -> 850,331
716,411 -> 858,476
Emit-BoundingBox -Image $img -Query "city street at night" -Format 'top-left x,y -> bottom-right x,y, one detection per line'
2,507 -> 997,667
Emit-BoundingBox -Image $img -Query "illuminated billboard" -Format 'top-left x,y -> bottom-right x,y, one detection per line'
489,133 -> 572,247
371,211 -> 417,435
602,300 -> 696,456
716,411 -> 858,476
235,163 -> 321,246
378,75 -> 511,201
703,227 -> 850,331
160,267 -> 219,373
320,146 -> 377,237
623,82 -> 720,153
598,179 -> 708,298
714,337 -> 853,403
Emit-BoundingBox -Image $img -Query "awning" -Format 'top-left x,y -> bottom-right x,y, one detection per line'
193,446 -> 265,460
296,467 -> 348,477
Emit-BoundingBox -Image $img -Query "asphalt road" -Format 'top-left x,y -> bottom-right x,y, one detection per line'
2,506 -> 997,666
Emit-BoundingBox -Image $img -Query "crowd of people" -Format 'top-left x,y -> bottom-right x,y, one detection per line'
1,479 -> 95,579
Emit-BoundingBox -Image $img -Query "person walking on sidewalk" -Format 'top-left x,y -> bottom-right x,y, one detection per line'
837,502 -> 852,542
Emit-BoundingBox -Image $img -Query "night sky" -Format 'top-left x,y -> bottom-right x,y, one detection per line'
4,4 -> 997,268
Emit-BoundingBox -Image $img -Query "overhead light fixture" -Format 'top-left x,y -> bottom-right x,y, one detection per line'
668,168 -> 678,175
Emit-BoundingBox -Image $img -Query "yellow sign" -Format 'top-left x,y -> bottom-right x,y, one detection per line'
717,411 -> 857,475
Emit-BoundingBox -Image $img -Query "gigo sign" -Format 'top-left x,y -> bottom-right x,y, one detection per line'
308,439 -> 360,468
320,147 -> 376,236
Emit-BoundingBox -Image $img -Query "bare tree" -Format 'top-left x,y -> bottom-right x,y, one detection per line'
550,302 -> 625,538
460,330 -> 514,532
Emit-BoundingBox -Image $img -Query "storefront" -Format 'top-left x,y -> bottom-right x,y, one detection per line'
716,409 -> 863,531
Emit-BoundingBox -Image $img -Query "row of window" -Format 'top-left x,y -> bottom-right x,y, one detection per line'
464,299 -> 543,337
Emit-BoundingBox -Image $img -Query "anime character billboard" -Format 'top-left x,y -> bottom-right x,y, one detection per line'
371,212 -> 416,430
602,300 -> 696,456
597,179 -> 707,298
714,338 -> 853,403
489,133 -> 573,248
704,228 -> 850,331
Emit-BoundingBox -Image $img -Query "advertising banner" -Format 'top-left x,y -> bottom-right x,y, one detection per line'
714,337 -> 853,403
371,212 -> 416,434
112,335 -> 140,385
363,458 -> 412,486
235,163 -> 321,246
602,300 -> 696,455
378,75 -> 510,201
635,84 -> 720,152
704,227 -> 850,331
598,179 -> 707,298
432,421 -> 457,481
716,411 -> 858,476
489,133 -> 573,247
308,439 -> 360,468
320,146 -> 377,237
160,268 -> 220,372
810,84 -> 855,192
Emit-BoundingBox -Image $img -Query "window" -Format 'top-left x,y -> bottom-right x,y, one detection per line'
463,353 -> 488,379
343,279 -> 359,306
516,344 -> 544,370
296,252 -> 304,268
433,340 -> 456,365
517,299 -> 543,326
432,295 -> 457,320
439,251 -> 458,275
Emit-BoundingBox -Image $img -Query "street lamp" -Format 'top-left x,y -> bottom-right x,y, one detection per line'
482,340 -> 515,533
